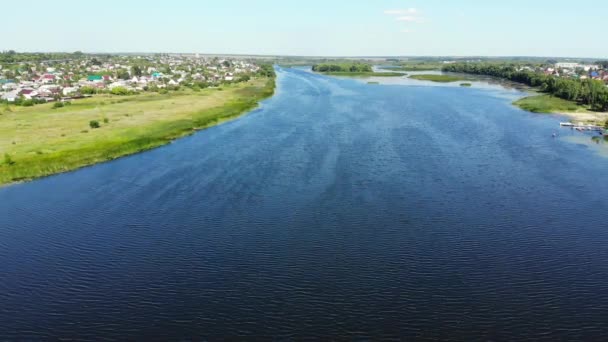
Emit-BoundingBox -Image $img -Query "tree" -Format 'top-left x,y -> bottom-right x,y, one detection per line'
595,60 -> 608,69
117,69 -> 130,80
80,86 -> 97,95
131,65 -> 143,77
89,120 -> 100,129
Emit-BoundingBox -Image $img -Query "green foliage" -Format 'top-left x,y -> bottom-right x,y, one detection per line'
409,74 -> 467,82
3,153 -> 15,166
110,87 -> 130,96
381,63 -> 443,71
131,65 -> 143,77
89,120 -> 100,129
238,75 -> 251,83
21,99 -> 35,107
117,69 -> 130,80
80,86 -> 97,95
514,95 -> 580,113
103,118 -> 109,124
443,63 -> 608,112
312,63 -> 373,73
257,64 -> 276,78
460,83 -> 472,87
52,102 -> 65,109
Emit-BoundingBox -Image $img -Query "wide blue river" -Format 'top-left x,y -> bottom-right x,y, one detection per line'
2,67 -> 608,340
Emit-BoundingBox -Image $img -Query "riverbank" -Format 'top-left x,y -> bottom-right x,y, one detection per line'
0,77 -> 275,186
409,74 -> 469,83
513,94 -> 608,124
319,71 -> 405,77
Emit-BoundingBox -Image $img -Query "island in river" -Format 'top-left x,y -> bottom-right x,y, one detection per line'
312,63 -> 405,77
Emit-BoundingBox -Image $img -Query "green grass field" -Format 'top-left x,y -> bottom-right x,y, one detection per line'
409,74 -> 467,83
513,95 -> 584,113
0,78 -> 275,186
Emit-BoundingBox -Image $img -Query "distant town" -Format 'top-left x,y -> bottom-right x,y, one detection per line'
0,51 -> 263,105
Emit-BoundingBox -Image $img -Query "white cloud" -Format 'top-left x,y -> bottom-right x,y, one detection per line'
385,8 -> 426,26
401,29 -> 414,33
384,8 -> 418,15
396,16 -> 424,23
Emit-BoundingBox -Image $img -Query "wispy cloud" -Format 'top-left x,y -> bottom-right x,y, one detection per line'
385,7 -> 426,33
396,16 -> 425,23
384,8 -> 418,15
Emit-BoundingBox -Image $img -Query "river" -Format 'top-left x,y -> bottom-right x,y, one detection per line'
2,67 -> 608,340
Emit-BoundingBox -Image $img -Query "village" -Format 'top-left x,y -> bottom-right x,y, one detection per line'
0,54 -> 263,104
540,62 -> 608,82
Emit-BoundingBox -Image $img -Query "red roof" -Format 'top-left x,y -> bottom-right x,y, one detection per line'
20,89 -> 34,95
43,74 -> 55,79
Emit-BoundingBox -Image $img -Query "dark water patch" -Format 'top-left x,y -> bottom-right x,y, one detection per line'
2,67 -> 608,340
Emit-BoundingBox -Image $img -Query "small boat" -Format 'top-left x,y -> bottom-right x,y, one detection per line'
560,122 -> 574,127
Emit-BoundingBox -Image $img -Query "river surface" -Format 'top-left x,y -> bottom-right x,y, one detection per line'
2,67 -> 608,340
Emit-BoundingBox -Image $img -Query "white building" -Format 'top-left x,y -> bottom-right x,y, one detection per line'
556,62 -> 579,69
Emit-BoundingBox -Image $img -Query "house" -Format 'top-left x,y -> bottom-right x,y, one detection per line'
20,89 -> 39,99
556,62 -> 579,69
87,75 -> 103,82
1,90 -> 19,102
63,87 -> 79,96
41,74 -> 56,84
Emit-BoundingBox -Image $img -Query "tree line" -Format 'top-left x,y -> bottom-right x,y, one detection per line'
442,63 -> 608,111
312,63 -> 373,73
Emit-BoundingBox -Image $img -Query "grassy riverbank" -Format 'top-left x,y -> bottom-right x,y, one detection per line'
379,63 -> 443,71
321,71 -> 405,77
513,95 -> 582,113
513,94 -> 608,124
0,78 -> 275,186
409,74 -> 468,83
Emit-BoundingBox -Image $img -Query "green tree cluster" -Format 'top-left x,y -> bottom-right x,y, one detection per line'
443,63 -> 608,111
312,63 -> 373,73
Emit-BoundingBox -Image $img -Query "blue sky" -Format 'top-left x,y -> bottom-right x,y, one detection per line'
3,0 -> 607,58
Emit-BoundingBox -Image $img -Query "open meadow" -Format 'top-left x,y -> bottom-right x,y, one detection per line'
0,78 -> 274,185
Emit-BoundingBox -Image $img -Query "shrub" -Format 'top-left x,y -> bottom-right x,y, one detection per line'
110,86 -> 129,96
3,153 -> 15,166
103,117 -> 109,124
52,102 -> 65,109
89,120 -> 100,129
80,86 -> 97,95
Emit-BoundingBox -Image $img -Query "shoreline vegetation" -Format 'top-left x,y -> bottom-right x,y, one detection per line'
379,63 -> 442,72
0,76 -> 276,186
408,74 -> 469,83
442,63 -> 608,124
312,63 -> 405,77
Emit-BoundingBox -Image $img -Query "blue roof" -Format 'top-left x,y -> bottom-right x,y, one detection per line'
591,71 -> 599,77
0,79 -> 15,84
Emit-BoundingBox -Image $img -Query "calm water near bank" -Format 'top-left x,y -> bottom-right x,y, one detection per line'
2,67 -> 608,339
